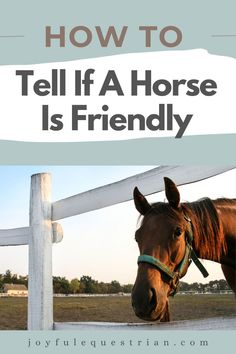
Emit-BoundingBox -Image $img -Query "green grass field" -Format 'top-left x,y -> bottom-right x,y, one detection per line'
0,294 -> 235,330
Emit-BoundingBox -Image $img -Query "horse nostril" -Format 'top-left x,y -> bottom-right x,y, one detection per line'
149,288 -> 157,310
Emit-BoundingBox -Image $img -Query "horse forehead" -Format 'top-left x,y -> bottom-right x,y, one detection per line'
143,210 -> 182,228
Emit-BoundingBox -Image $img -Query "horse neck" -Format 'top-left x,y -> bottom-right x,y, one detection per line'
213,199 -> 236,267
214,198 -> 236,238
182,198 -> 236,264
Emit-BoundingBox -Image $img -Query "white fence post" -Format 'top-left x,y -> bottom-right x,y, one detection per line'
28,173 -> 53,330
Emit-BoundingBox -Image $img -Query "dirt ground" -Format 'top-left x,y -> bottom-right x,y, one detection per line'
0,294 -> 235,330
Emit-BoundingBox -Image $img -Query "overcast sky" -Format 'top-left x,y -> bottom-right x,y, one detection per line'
0,166 -> 235,285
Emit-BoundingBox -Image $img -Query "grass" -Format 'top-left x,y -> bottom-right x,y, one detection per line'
0,297 -> 27,330
0,294 -> 235,330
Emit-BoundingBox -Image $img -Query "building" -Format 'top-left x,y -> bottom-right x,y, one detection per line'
3,283 -> 28,296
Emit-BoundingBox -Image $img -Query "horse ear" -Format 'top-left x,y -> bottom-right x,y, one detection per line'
164,177 -> 180,208
133,187 -> 151,215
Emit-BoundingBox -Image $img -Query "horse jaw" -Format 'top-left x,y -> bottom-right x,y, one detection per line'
160,300 -> 170,322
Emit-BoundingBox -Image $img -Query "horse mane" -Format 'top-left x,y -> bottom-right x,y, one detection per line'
182,198 -> 227,261
139,197 -> 229,262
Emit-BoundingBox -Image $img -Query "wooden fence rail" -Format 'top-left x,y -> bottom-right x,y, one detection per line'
52,165 -> 234,220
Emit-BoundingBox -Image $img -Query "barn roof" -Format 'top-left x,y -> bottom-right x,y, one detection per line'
3,283 -> 27,291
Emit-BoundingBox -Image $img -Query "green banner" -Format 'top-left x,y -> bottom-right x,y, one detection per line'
1,0 -> 236,65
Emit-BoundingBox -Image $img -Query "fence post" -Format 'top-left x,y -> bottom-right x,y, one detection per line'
28,173 -> 53,330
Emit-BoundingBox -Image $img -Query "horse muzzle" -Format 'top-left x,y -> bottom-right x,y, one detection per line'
131,286 -> 167,321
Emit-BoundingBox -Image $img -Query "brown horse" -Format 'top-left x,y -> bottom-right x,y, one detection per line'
132,177 -> 236,322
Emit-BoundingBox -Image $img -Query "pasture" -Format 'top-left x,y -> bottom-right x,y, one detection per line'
0,294 -> 235,330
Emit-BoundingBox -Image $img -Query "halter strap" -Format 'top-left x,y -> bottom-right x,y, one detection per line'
190,250 -> 209,278
184,215 -> 209,278
138,255 -> 176,279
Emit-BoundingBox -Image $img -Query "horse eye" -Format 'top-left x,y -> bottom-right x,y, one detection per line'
174,227 -> 182,237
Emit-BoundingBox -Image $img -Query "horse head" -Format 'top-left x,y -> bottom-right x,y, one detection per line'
131,177 -> 192,321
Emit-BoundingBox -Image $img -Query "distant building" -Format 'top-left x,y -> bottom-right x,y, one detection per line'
3,283 -> 28,296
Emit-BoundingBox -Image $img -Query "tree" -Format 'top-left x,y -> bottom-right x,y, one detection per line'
179,281 -> 190,291
122,284 -> 133,293
97,282 -> 109,294
0,274 -> 4,290
18,275 -> 28,287
191,282 -> 201,291
108,280 -> 122,294
3,269 -> 13,283
69,278 -> 80,294
53,276 -> 70,294
78,281 -> 86,293
218,279 -> 230,290
80,275 -> 97,293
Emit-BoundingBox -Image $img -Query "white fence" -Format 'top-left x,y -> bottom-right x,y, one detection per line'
0,165 -> 235,330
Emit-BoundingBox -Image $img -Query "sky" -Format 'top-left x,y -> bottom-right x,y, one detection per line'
0,165 -> 235,285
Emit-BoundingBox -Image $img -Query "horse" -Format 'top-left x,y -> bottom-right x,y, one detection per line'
131,177 -> 236,322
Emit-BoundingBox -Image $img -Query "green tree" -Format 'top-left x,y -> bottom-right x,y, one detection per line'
69,278 -> 80,294
0,274 -> 4,290
179,281 -> 190,291
97,282 -> 109,294
78,281 -> 86,293
53,276 -> 70,294
80,275 -> 97,293
18,275 -> 28,287
218,279 -> 230,290
122,284 -> 133,293
108,280 -> 122,294
3,269 -> 13,283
